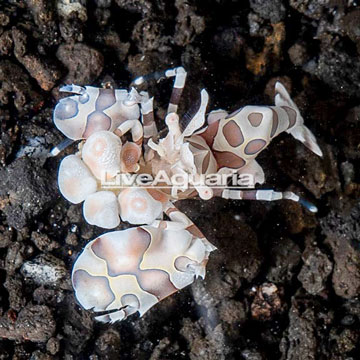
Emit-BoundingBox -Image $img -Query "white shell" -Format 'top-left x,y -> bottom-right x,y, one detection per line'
118,188 -> 163,225
83,191 -> 120,229
58,155 -> 97,204
71,225 -> 215,322
82,130 -> 122,180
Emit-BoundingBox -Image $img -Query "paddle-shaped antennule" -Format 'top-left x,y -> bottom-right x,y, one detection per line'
83,191 -> 121,229
118,188 -> 163,225
58,155 -> 97,204
82,130 -> 122,180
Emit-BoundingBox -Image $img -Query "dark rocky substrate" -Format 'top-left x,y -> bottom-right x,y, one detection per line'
0,0 -> 359,359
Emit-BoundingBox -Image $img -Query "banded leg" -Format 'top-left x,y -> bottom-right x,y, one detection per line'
49,138 -> 74,157
132,67 -> 187,115
166,67 -> 187,114
221,189 -> 318,213
141,96 -> 158,141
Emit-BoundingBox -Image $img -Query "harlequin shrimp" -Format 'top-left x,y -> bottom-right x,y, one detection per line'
52,67 -> 322,322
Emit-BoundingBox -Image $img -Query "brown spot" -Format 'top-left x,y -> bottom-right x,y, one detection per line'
202,153 -> 210,173
137,269 -> 178,300
96,88 -> 116,111
244,139 -> 267,155
83,111 -> 111,138
147,189 -> 169,203
199,120 -> 219,147
169,87 -> 183,106
121,143 -> 140,170
241,190 -> 257,200
222,120 -> 244,147
270,108 -> 279,137
91,228 -> 151,276
282,106 -> 297,129
186,224 -> 205,239
213,151 -> 246,169
121,149 -> 139,167
248,112 -> 263,127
